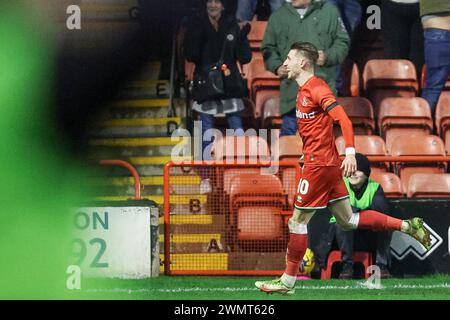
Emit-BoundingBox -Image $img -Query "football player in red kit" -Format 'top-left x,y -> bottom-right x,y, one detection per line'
255,42 -> 431,295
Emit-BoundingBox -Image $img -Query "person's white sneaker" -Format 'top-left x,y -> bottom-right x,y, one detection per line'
199,179 -> 212,194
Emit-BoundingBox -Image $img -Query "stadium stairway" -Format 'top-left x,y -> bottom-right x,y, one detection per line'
81,0 -> 278,275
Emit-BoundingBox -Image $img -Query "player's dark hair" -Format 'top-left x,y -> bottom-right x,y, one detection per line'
290,42 -> 319,65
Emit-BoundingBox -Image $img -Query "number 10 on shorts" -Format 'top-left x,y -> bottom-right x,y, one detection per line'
297,179 -> 310,195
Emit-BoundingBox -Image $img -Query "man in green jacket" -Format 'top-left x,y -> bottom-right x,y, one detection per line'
261,0 -> 350,136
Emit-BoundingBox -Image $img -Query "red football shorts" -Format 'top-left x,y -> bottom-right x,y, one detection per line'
293,165 -> 349,210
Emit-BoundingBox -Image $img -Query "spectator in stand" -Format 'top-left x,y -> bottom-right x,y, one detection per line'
420,0 -> 450,115
381,0 -> 424,84
184,0 -> 251,193
236,0 -> 285,22
326,0 -> 362,96
261,0 -> 350,136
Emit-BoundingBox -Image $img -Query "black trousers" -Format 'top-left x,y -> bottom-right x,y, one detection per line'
381,0 -> 424,79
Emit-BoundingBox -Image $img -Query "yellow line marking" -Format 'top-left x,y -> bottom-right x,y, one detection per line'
160,234 -> 221,244
110,99 -> 169,108
126,80 -> 169,88
95,117 -> 181,127
160,253 -> 228,271
158,215 -> 213,225
89,137 -> 187,147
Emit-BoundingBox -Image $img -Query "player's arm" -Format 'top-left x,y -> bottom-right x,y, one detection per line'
315,83 -> 356,177
328,105 -> 356,177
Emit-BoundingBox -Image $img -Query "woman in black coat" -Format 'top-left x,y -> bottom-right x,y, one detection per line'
184,0 -> 252,193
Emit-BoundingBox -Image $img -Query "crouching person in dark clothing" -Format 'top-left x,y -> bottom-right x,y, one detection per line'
331,153 -> 393,279
301,153 -> 395,279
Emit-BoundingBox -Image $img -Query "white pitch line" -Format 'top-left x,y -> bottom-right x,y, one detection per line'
84,283 -> 450,294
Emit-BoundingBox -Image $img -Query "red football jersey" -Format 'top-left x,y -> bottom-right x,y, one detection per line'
296,76 -> 341,166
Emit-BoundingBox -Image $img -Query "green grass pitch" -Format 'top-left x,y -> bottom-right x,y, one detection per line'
79,275 -> 450,300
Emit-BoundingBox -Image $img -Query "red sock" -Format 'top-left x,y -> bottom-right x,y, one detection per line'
285,233 -> 308,276
357,210 -> 402,231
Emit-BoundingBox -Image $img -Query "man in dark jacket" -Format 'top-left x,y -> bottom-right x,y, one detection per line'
261,0 -> 350,136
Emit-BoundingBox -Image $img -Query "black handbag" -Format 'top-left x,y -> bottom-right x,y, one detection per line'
191,27 -> 236,104
192,61 -> 226,104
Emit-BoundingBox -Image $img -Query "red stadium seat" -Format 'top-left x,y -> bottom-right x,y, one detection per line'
363,59 -> 418,115
335,135 -> 389,172
407,173 -> 450,198
254,90 -> 281,128
339,59 -> 360,97
213,135 -> 271,162
278,134 -> 303,161
229,174 -> 286,241
246,58 -> 280,99
379,97 -> 433,152
237,206 -> 284,240
436,91 -> 450,140
370,171 -> 404,198
389,135 -> 446,191
336,97 -> 375,135
321,251 -> 373,279
336,135 -> 386,156
247,20 -> 267,51
223,168 -> 261,195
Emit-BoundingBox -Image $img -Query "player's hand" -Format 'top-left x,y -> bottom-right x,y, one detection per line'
341,154 -> 357,177
317,50 -> 327,66
277,65 -> 288,78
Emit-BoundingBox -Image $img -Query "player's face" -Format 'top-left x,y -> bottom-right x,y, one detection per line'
283,50 -> 304,80
347,170 -> 368,188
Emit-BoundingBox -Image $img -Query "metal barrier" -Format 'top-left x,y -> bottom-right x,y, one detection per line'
163,160 -> 301,276
99,159 -> 142,200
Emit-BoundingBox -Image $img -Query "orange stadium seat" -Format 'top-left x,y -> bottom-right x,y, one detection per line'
229,173 -> 286,241
389,135 -> 446,191
213,135 -> 270,162
246,58 -> 280,99
247,20 -> 267,51
335,135 -> 388,173
407,173 -> 450,198
336,97 -> 375,135
254,90 -> 281,128
363,59 -> 418,115
370,171 -> 404,198
236,206 -> 284,240
378,97 -> 433,152
436,91 -> 450,140
278,135 -> 303,161
223,168 -> 261,195
339,59 -> 360,97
